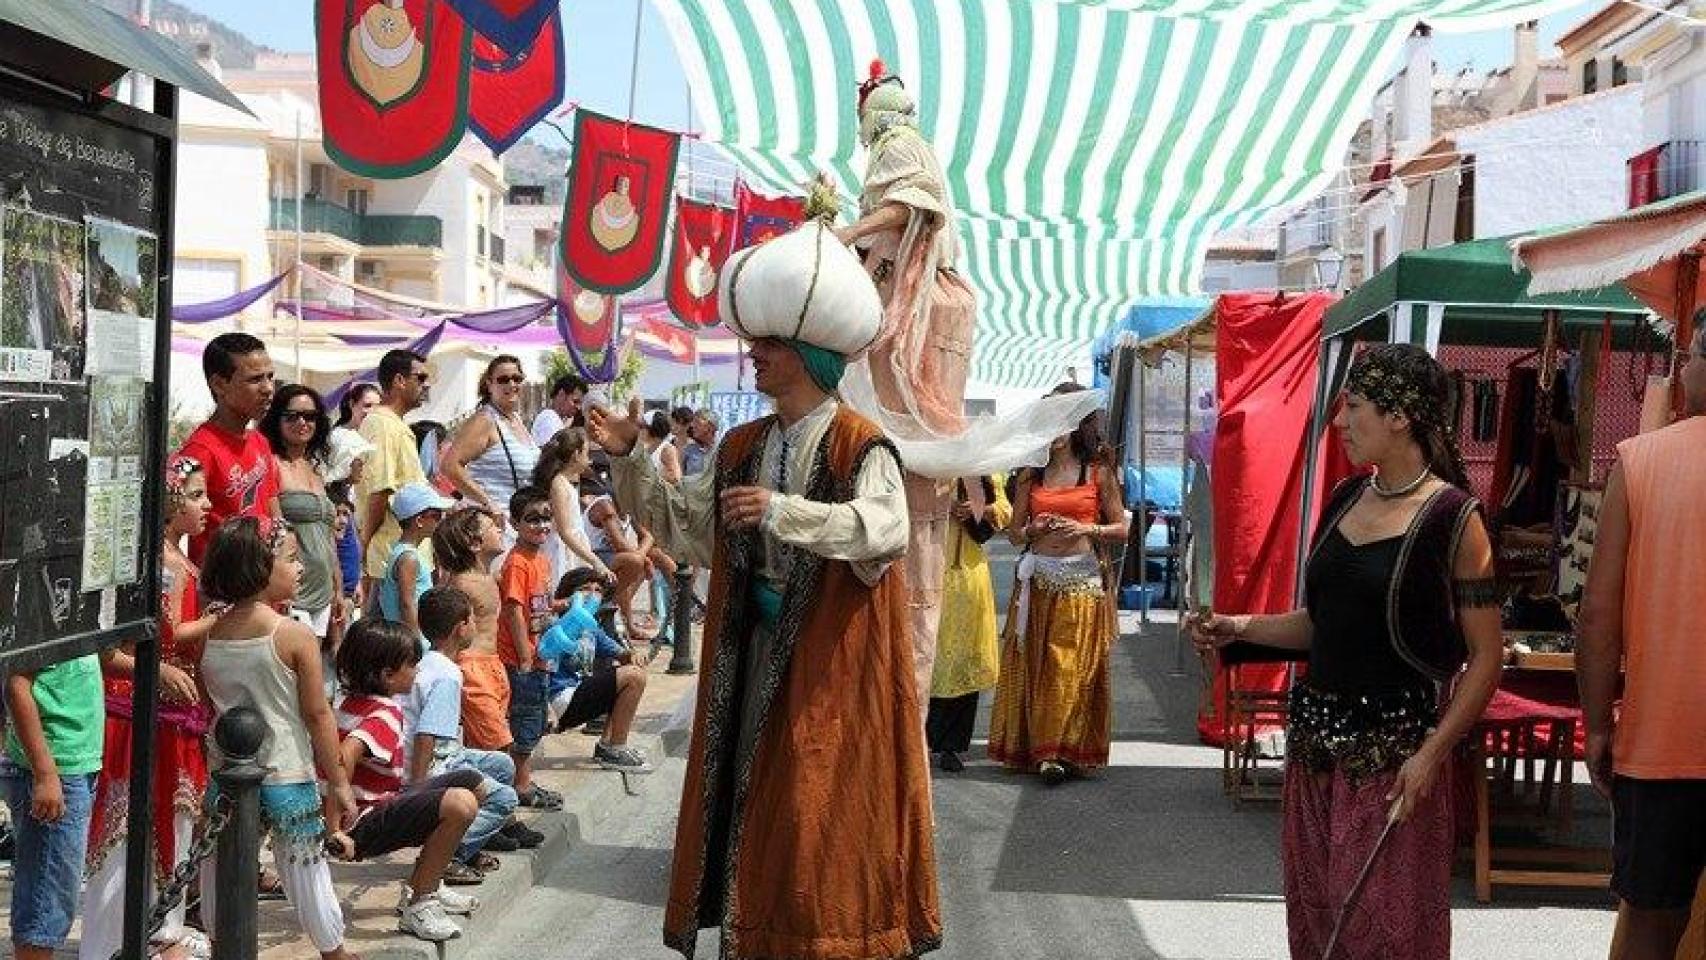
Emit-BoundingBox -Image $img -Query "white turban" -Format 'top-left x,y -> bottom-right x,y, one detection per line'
718,222 -> 883,358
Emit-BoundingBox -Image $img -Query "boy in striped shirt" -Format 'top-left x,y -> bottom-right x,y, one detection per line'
331,618 -> 489,942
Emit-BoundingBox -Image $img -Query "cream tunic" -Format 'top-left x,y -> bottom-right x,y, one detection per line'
609,400 -> 908,588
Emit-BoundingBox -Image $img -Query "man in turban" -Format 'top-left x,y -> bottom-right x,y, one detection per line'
835,60 -> 979,709
589,221 -> 941,960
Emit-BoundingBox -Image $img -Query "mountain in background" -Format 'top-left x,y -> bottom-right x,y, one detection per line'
98,0 -> 267,68
504,140 -> 570,202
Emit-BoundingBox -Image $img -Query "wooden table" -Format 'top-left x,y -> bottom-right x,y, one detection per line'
1468,646 -> 1612,902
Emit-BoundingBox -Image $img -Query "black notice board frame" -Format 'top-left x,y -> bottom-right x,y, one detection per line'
0,69 -> 177,677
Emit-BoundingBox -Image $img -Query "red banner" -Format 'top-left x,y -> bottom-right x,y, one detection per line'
557,261 -> 618,355
317,0 -> 472,179
468,8 -> 562,155
665,197 -> 736,329
559,110 -> 680,295
445,0 -> 556,57
733,180 -> 806,251
633,316 -> 699,366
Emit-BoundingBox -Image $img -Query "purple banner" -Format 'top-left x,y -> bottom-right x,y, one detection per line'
326,322 -> 448,408
172,269 -> 291,323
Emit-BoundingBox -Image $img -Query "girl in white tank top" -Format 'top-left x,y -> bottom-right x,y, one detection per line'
197,516 -> 358,959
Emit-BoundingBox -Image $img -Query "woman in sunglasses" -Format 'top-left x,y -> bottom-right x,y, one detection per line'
261,384 -> 348,689
442,355 -> 541,540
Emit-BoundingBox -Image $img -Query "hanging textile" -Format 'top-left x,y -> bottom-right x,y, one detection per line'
559,109 -> 681,294
631,315 -> 701,366
444,0 -> 555,57
468,7 -> 563,155
172,268 -> 291,323
317,0 -> 473,179
664,196 -> 735,329
732,180 -> 805,251
557,263 -> 620,383
1198,292 -> 1339,746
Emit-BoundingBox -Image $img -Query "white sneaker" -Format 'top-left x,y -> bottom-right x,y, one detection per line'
396,882 -> 480,916
398,893 -> 462,942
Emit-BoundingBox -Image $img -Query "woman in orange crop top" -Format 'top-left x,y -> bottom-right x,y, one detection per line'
988,383 -> 1126,784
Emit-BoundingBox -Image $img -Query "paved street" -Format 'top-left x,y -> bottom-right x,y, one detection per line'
465,547 -> 1617,960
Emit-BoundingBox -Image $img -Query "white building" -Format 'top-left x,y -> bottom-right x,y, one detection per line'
1618,1 -> 1706,206
166,53 -> 549,423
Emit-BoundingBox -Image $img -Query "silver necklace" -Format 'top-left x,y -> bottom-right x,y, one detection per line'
1370,467 -> 1430,499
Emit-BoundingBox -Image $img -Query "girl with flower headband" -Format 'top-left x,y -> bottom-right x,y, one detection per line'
1192,343 -> 1503,959
80,455 -> 217,960
196,516 -> 357,960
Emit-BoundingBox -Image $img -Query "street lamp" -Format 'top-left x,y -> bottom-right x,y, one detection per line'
1313,246 -> 1345,292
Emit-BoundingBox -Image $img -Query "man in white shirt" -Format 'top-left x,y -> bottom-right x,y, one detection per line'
531,374 -> 587,445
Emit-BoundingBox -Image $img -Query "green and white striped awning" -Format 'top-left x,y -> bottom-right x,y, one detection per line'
652,0 -> 1571,387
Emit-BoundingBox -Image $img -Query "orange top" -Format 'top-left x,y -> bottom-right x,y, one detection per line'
496,547 -> 554,671
1613,416 -> 1706,778
1028,467 -> 1101,525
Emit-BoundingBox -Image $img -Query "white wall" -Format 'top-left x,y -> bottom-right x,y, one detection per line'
1460,86 -> 1644,238
1641,34 -> 1706,148
1199,257 -> 1278,293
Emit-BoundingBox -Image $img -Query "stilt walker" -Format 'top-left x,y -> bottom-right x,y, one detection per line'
835,61 -> 978,706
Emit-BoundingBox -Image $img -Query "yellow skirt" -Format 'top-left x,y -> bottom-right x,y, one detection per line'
932,550 -> 1001,699
988,554 -> 1113,771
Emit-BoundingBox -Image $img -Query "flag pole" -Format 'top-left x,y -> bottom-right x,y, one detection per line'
294,109 -> 305,381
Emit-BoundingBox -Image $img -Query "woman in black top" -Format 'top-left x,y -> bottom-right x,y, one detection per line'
1193,344 -> 1503,960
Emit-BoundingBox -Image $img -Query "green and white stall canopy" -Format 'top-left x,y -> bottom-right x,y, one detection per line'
652,0 -> 1582,388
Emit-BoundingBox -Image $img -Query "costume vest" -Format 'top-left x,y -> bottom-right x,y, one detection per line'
663,407 -> 942,960
1309,476 -> 1483,683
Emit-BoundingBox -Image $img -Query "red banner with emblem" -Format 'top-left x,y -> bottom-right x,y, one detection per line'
633,315 -> 699,366
733,180 -> 807,251
317,0 -> 473,179
559,110 -> 680,295
468,8 -> 562,155
556,262 -> 620,382
665,197 -> 735,329
445,0 -> 556,57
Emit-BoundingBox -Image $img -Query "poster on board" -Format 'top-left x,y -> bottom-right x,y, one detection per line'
0,207 -> 85,381
84,217 -> 158,381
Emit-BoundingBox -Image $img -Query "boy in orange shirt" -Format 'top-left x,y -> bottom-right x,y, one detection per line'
498,486 -> 563,809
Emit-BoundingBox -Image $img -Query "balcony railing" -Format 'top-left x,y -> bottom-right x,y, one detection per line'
270,198 -> 442,248
1627,140 -> 1703,208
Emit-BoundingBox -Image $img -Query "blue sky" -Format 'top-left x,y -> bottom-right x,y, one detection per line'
178,0 -> 1604,140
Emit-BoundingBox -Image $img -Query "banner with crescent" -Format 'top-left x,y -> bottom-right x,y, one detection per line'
317,0 -> 472,179
468,7 -> 563,155
556,261 -> 620,383
444,0 -> 556,58
733,180 -> 807,251
559,109 -> 680,295
665,197 -> 735,330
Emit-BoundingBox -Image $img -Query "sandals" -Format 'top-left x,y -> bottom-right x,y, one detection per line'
518,785 -> 564,810
257,869 -> 287,901
443,859 -> 487,885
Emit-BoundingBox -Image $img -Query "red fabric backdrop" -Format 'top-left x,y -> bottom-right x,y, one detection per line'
1197,292 -> 1353,745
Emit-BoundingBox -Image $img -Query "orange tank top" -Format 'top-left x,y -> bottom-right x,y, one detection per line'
1028,466 -> 1101,525
1613,416 -> 1706,778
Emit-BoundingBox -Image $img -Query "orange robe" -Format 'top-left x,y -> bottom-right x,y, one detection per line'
662,408 -> 941,960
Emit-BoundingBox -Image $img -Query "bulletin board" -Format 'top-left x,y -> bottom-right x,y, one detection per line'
0,75 -> 174,673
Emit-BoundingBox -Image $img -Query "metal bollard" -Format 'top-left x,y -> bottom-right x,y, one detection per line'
210,707 -> 268,960
666,568 -> 697,674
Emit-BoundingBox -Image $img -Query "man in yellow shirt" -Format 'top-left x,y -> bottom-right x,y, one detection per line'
358,349 -> 431,591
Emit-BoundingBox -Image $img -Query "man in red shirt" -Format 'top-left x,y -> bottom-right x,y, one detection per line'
178,332 -> 281,562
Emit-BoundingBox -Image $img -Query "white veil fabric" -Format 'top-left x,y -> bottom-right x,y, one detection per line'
839,360 -> 1105,479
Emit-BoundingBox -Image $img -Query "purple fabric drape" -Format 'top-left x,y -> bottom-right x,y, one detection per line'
326,322 -> 448,408
556,302 -> 619,383
172,269 -> 291,323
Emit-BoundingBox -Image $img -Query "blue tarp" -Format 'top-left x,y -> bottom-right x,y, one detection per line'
1092,297 -> 1212,386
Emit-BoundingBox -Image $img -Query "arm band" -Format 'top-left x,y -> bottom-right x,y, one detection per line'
1452,577 -> 1502,609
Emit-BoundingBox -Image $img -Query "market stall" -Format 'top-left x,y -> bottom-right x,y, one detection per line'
1319,235 -> 1665,898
